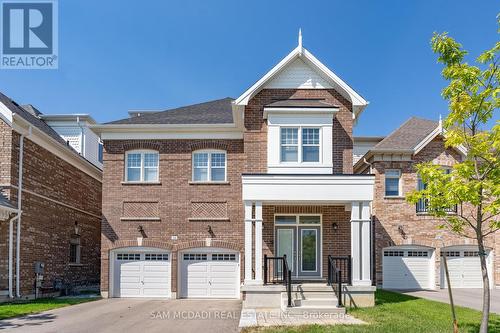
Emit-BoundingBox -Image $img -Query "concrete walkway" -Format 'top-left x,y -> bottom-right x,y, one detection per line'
239,308 -> 365,328
0,298 -> 242,333
399,288 -> 500,314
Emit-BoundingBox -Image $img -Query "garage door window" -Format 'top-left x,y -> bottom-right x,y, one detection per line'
408,251 -> 429,257
211,253 -> 236,261
183,253 -> 207,261
384,250 -> 404,257
145,253 -> 169,261
464,251 -> 479,257
117,253 -> 140,260
441,251 -> 460,257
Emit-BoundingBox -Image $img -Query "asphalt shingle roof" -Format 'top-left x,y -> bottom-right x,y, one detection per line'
372,117 -> 438,151
0,92 -> 70,147
106,97 -> 235,125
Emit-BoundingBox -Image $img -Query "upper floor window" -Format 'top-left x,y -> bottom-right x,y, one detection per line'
125,150 -> 159,182
385,169 -> 401,196
192,150 -> 226,182
98,142 -> 103,163
280,127 -> 320,163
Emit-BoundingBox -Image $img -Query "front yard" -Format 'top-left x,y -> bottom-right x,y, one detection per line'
245,290 -> 500,333
0,296 -> 99,320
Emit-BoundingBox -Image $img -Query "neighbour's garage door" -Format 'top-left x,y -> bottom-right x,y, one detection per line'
180,249 -> 239,298
382,246 -> 435,290
440,247 -> 493,289
113,250 -> 171,298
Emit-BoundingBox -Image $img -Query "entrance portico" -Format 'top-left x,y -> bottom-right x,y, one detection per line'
241,174 -> 375,287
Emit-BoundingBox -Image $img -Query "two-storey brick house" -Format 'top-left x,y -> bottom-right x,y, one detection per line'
0,93 -> 102,300
93,35 -> 376,309
93,35 -> 498,311
354,117 -> 499,290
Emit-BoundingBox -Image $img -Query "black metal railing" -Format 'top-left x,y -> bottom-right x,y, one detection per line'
416,199 -> 457,214
327,255 -> 352,307
264,254 -> 292,307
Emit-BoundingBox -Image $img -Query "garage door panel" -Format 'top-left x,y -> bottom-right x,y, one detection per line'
180,251 -> 239,299
441,250 -> 492,289
114,250 -> 171,298
383,249 -> 433,290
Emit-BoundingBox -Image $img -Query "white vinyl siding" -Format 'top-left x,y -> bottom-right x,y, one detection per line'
125,150 -> 159,182
192,150 -> 226,182
264,58 -> 333,89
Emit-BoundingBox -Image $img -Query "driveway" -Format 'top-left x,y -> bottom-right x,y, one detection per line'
399,288 -> 500,314
0,298 -> 242,333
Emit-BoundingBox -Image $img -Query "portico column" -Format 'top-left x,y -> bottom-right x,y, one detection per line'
244,201 -> 253,283
350,201 -> 372,286
254,201 -> 263,284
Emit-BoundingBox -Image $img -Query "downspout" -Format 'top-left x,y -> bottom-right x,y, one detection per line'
15,125 -> 31,297
8,213 -> 19,298
363,157 -> 373,174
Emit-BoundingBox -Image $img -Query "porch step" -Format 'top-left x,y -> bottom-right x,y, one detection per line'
294,298 -> 339,307
292,291 -> 338,300
292,283 -> 334,292
285,306 -> 346,315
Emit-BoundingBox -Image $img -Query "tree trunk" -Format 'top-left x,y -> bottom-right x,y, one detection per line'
478,236 -> 490,333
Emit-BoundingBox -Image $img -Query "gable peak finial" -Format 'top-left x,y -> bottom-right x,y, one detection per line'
298,28 -> 302,49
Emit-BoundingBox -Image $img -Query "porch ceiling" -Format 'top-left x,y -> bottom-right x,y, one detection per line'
241,174 -> 374,203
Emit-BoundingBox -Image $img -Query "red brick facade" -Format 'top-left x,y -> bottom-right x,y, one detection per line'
100,88 -> 356,295
0,119 -> 102,296
371,137 -> 499,286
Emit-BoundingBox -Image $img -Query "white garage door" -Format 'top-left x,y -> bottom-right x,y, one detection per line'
113,250 -> 171,298
440,248 -> 493,289
180,250 -> 239,298
383,247 -> 435,290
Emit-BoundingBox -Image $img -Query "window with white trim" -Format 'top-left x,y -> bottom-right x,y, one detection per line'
385,169 -> 401,196
192,150 -> 226,182
125,150 -> 159,182
280,127 -> 320,163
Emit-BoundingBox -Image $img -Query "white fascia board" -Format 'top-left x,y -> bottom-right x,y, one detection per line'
234,46 -> 368,119
235,46 -> 301,105
12,114 -> 102,181
413,126 -> 467,158
0,100 -> 13,126
263,107 -> 338,119
242,174 -> 375,203
40,114 -> 97,124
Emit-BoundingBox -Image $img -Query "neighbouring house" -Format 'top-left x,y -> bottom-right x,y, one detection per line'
91,34 -> 498,311
354,117 -> 500,290
0,93 -> 102,300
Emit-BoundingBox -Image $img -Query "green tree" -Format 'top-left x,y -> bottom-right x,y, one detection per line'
407,16 -> 500,333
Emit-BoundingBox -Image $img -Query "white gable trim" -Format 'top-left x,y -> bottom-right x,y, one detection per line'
414,125 -> 467,157
0,101 -> 13,126
234,45 -> 368,119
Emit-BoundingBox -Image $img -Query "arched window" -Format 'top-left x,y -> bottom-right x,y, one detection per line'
192,150 -> 226,182
125,150 -> 159,182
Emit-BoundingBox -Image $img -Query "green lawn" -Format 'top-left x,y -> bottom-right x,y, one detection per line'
0,296 -> 99,320
245,290 -> 500,333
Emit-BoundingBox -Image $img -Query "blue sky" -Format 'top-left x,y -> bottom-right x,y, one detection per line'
0,0 -> 498,136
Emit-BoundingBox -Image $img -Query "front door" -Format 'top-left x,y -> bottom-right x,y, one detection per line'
275,215 -> 322,279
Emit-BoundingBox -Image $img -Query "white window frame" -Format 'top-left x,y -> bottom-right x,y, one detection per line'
385,169 -> 401,197
280,126 -> 321,164
192,150 -> 227,182
124,150 -> 159,183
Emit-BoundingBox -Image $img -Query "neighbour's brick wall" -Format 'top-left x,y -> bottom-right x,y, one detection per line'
372,137 -> 499,286
244,89 -> 354,174
262,205 -> 351,279
100,139 -> 245,294
0,124 -> 101,295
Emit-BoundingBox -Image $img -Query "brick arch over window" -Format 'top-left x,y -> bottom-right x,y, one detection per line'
174,240 -> 242,252
122,141 -> 162,152
107,240 -> 174,253
188,141 -> 228,152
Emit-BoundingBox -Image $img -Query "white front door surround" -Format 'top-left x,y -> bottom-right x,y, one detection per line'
241,173 -> 375,286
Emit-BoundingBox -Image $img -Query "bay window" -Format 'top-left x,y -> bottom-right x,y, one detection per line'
192,150 -> 226,182
125,150 -> 159,182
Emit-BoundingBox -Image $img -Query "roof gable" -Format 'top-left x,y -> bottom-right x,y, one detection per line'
234,39 -> 368,119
